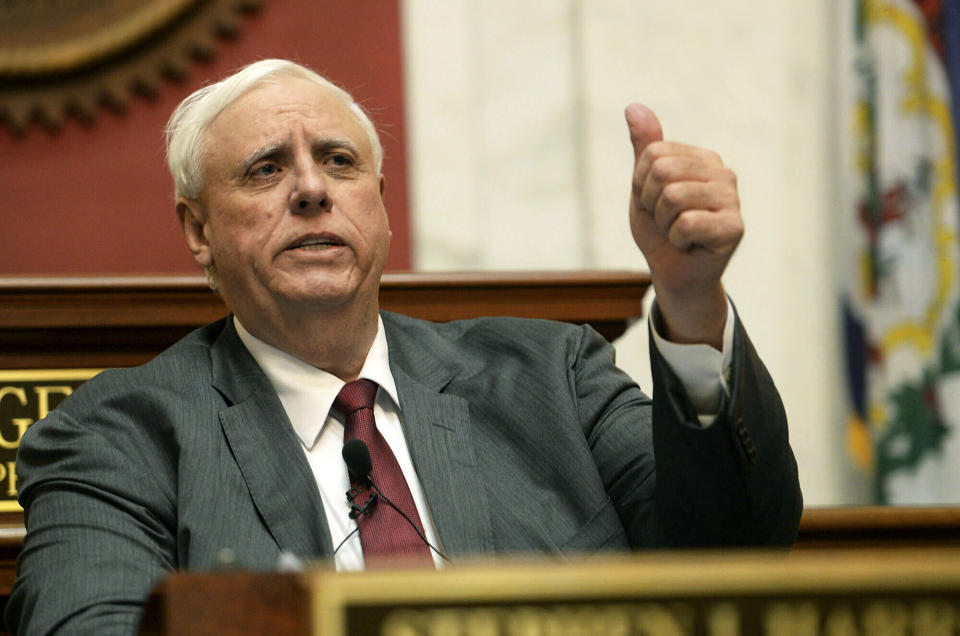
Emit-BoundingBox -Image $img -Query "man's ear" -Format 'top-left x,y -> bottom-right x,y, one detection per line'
379,174 -> 391,239
176,198 -> 214,268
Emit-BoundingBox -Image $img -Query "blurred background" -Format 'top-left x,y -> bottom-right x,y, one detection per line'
4,0 -> 958,508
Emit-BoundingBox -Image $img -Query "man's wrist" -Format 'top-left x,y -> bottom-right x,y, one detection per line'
649,298 -> 735,425
651,283 -> 728,350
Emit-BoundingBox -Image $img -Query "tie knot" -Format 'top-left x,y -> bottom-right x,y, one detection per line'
334,378 -> 378,416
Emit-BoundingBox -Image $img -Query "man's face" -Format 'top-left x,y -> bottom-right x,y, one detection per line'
178,76 -> 391,326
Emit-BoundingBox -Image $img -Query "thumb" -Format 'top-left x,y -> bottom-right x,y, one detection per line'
624,103 -> 663,160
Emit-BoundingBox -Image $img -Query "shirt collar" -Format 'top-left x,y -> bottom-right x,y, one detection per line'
233,314 -> 400,449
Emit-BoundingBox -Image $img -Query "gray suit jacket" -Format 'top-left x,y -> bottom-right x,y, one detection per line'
6,311 -> 801,634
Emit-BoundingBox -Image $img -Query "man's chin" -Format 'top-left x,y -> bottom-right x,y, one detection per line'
283,277 -> 373,311
220,269 -> 379,320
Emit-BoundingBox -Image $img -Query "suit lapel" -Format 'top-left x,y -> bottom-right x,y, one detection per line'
385,317 -> 495,558
210,319 -> 333,560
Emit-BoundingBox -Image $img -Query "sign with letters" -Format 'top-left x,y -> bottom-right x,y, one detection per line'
0,370 -> 101,512
302,552 -> 960,636
146,550 -> 960,634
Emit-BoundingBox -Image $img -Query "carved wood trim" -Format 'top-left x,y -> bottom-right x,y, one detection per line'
0,271 -> 651,369
795,505 -> 960,549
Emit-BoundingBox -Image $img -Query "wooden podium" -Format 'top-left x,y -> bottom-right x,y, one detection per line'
140,549 -> 960,635
0,271 -> 651,369
5,273 -> 960,634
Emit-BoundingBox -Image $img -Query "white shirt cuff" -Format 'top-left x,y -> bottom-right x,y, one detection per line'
649,298 -> 735,427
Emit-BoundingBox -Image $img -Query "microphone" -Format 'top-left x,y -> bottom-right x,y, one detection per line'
339,439 -> 450,562
342,440 -> 378,519
334,441 -> 377,556
343,439 -> 374,486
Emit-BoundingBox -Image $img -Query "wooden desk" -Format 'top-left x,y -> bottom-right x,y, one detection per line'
0,271 -> 651,369
4,273 -> 960,631
795,505 -> 960,550
2,506 -> 959,633
140,549 -> 960,635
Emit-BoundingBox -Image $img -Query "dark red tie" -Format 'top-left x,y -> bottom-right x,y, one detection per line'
334,379 -> 433,568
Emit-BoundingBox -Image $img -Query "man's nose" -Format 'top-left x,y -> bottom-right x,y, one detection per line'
290,163 -> 331,214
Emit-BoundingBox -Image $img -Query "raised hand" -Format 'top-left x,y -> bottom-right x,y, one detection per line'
625,103 -> 743,349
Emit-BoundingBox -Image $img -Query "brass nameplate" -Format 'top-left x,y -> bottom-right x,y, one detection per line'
346,593 -> 959,635
305,552 -> 960,635
0,369 -> 102,512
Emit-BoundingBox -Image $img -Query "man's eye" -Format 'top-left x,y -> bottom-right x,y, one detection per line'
253,163 -> 278,176
329,154 -> 353,167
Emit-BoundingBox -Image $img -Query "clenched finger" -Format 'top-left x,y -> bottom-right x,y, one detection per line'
651,180 -> 740,234
634,155 -> 734,215
666,209 -> 744,252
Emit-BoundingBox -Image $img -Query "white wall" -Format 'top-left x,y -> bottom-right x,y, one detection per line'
402,1 -> 865,505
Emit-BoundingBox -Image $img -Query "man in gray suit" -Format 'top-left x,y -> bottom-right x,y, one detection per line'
6,59 -> 801,634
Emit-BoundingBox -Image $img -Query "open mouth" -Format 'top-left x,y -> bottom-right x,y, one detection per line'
287,233 -> 345,251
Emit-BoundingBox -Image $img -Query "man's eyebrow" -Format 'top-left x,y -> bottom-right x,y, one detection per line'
317,138 -> 360,156
237,138 -> 363,174
239,143 -> 285,174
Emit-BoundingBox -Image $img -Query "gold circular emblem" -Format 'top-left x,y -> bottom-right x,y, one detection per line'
0,0 -> 262,134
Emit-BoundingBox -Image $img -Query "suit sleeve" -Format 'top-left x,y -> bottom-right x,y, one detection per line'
577,316 -> 802,548
5,403 -> 177,635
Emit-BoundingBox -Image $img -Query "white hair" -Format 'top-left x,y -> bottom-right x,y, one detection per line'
164,59 -> 384,199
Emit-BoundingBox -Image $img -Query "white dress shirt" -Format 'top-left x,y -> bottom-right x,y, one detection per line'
235,316 -> 444,570
234,302 -> 734,570
649,299 -> 735,426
